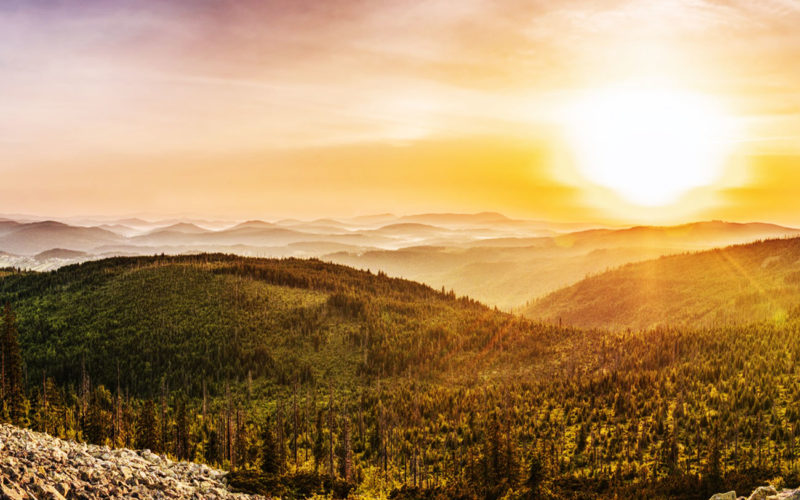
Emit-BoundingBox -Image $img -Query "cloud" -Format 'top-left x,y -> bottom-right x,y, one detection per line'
3,0 -> 800,220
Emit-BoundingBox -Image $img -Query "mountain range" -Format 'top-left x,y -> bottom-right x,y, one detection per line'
1,213 -> 798,309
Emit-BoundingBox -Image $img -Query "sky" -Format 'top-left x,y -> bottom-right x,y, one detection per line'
3,0 -> 800,224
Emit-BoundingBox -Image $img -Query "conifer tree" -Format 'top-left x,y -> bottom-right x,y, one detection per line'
234,409 -> 248,469
175,396 -> 189,460
136,399 -> 159,451
85,387 -> 109,445
313,408 -> 326,473
261,417 -> 279,475
276,401 -> 286,473
338,415 -> 353,482
328,388 -> 336,478
292,384 -> 299,468
1,304 -> 24,425
525,450 -> 545,496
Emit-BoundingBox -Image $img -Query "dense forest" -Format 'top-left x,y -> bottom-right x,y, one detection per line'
2,254 -> 799,499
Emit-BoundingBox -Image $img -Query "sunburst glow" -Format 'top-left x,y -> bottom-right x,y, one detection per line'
564,87 -> 733,206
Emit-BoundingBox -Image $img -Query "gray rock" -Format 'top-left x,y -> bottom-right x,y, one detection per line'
748,486 -> 779,500
0,423 -> 263,500
119,465 -> 133,480
718,486 -> 800,500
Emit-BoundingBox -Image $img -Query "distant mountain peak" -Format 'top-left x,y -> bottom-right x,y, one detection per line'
232,220 -> 276,229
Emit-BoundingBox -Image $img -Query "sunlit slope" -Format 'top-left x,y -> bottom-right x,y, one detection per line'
0,254 -> 551,396
524,237 -> 800,330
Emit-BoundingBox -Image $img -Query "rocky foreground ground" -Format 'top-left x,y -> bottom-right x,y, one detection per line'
0,423 -> 263,499
711,486 -> 800,500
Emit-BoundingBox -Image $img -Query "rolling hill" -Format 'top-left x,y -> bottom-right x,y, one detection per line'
146,222 -> 212,234
0,221 -> 123,255
327,221 -> 800,309
0,254 -> 547,397
1,215 -> 799,310
524,236 -> 800,330
3,254 -> 800,498
554,220 -> 800,250
34,248 -> 88,260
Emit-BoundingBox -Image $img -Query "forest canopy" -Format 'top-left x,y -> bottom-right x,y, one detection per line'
1,254 -> 798,499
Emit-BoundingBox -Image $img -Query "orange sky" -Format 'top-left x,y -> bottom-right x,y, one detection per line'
3,0 -> 800,224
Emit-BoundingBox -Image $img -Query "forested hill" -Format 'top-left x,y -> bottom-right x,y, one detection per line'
6,254 -> 800,498
524,236 -> 800,330
0,254 -> 553,397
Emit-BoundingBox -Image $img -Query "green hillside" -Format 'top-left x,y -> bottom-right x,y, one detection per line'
524,237 -> 800,330
3,254 -> 800,499
0,254 -> 546,397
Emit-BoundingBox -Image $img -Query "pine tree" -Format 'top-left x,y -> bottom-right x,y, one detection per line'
292,384 -> 299,469
1,304 -> 24,425
338,415 -> 353,482
261,417 -> 279,475
525,449 -> 545,496
136,399 -> 159,451
660,433 -> 679,475
328,388 -> 336,479
160,377 -> 169,454
175,396 -> 189,460
705,436 -> 722,488
235,408 -> 248,469
313,408 -> 326,473
85,386 -> 110,445
485,412 -> 503,490
504,431 -> 519,487
276,401 -> 286,473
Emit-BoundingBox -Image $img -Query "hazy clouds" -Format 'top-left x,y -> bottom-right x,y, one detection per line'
2,0 -> 800,221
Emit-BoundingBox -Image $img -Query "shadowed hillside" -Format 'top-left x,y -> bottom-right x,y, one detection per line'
524,237 -> 800,330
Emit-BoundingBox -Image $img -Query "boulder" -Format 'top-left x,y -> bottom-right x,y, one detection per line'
748,486 -> 779,500
0,482 -> 28,500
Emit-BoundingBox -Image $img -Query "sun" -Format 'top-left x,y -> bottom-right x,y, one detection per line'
563,86 -> 732,206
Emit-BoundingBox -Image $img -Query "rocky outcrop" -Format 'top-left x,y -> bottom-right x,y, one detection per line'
710,485 -> 800,500
0,423 -> 263,499
748,486 -> 779,500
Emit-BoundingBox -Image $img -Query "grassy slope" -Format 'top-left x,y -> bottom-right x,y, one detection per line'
524,237 -> 800,330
